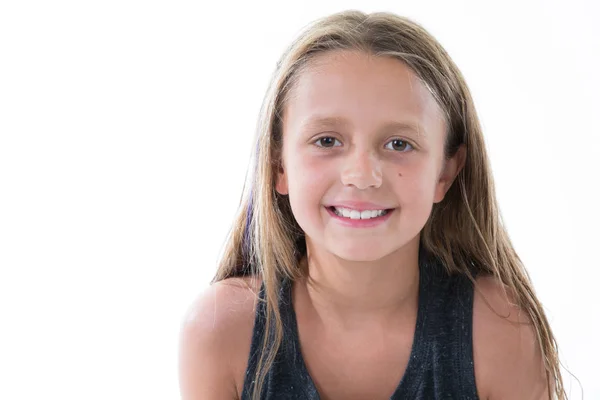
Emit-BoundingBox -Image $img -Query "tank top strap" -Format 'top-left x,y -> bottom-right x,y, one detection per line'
242,274 -> 318,399
391,250 -> 479,398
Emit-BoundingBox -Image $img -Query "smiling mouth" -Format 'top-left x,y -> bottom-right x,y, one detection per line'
326,206 -> 394,220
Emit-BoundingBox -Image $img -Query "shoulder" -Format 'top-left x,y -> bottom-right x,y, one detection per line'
178,275 -> 262,400
472,275 -> 549,400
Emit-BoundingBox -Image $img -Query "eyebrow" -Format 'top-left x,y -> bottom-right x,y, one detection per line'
298,115 -> 425,137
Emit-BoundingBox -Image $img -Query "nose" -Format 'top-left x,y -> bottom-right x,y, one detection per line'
340,149 -> 383,189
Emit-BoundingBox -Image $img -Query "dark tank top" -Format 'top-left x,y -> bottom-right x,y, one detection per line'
241,248 -> 480,399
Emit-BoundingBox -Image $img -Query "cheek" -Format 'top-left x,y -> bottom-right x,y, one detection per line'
285,156 -> 329,227
395,160 -> 439,204
287,155 -> 329,194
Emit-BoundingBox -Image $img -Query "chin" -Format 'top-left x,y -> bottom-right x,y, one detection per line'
328,241 -> 391,262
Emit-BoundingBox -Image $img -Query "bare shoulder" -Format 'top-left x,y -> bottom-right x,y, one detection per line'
178,275 -> 262,400
472,275 -> 549,400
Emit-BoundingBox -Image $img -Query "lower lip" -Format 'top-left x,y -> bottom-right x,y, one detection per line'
325,206 -> 395,228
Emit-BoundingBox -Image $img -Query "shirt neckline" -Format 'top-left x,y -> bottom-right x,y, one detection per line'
281,252 -> 434,399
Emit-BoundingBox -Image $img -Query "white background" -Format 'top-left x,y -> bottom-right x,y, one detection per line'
1,0 -> 598,399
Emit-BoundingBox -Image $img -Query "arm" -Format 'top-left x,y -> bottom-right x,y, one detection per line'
473,276 -> 551,400
178,283 -> 242,400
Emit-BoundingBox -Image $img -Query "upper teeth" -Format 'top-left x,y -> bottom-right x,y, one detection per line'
333,207 -> 388,220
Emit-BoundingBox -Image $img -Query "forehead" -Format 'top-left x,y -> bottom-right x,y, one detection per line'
283,50 -> 445,137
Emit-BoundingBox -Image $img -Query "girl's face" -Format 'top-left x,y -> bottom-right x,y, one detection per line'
276,50 -> 464,262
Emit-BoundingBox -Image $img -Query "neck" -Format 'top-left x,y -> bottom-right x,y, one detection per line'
296,235 -> 421,331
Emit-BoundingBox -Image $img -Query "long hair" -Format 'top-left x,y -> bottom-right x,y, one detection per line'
212,10 -> 566,399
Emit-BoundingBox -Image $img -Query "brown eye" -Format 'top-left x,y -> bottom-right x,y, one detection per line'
385,139 -> 413,152
314,136 -> 341,148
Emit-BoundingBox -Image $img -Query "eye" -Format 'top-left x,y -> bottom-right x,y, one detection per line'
384,138 -> 413,152
313,136 -> 342,148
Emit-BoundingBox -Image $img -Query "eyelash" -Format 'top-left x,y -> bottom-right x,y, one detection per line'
312,136 -> 415,152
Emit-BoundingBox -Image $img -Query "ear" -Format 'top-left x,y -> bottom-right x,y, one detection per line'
275,162 -> 289,195
433,144 -> 466,204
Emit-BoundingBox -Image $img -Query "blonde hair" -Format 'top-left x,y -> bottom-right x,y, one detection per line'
213,10 -> 566,399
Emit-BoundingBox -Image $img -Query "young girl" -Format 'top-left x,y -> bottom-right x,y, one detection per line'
179,10 -> 566,400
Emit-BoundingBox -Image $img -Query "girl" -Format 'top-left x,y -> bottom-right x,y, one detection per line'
179,10 -> 566,400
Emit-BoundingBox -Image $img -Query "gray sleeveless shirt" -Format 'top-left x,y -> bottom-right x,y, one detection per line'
241,249 -> 480,399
